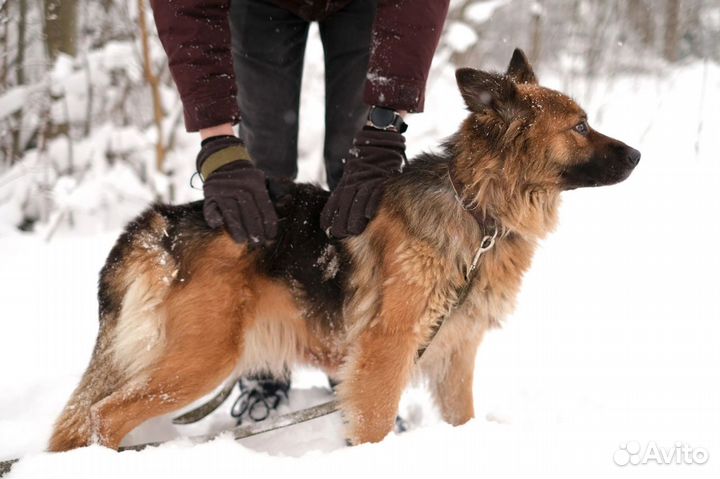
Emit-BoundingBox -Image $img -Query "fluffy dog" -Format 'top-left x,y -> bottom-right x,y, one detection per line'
49,49 -> 639,450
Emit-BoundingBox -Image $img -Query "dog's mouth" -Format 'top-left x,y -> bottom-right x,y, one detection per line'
561,147 -> 640,190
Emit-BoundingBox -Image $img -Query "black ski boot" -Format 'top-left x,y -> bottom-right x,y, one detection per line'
230,374 -> 291,424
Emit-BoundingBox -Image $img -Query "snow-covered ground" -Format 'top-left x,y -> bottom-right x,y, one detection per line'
1,33 -> 720,477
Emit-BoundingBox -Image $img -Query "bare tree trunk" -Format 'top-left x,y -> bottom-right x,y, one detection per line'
627,0 -> 655,48
83,55 -> 94,136
1,1 -> 9,168
10,0 -> 27,164
44,0 -> 78,60
34,87 -> 54,226
529,1 -> 543,65
13,0 -> 24,86
137,0 -> 166,175
664,0 -> 680,62
0,1 -> 8,91
684,1 -> 703,58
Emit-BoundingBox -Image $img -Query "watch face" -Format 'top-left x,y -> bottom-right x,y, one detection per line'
370,107 -> 396,128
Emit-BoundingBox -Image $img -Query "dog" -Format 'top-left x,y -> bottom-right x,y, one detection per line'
48,49 -> 639,450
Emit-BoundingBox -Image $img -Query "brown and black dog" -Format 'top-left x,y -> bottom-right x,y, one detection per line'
49,49 -> 639,450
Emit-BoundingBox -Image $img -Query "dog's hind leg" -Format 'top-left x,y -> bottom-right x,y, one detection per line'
48,281 -> 243,451
89,345 -> 239,449
48,327 -> 125,451
88,253 -> 253,449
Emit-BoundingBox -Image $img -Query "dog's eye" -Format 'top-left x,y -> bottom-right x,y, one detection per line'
573,121 -> 589,136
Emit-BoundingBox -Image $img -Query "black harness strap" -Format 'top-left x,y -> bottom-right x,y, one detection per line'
415,221 -> 497,359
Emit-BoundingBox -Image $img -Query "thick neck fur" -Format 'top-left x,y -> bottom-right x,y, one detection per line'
385,117 -> 560,249
451,115 -> 560,239
378,126 -> 561,328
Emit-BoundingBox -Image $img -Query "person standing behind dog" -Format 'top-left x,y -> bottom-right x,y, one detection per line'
149,0 -> 449,422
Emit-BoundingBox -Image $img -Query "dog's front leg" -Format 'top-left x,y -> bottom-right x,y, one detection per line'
338,264 -> 432,445
339,320 -> 419,445
425,326 -> 484,426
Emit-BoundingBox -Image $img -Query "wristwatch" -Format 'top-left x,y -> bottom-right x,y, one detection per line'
367,106 -> 408,133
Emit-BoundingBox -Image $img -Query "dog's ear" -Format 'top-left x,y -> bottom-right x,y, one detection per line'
506,48 -> 537,85
455,68 -> 523,123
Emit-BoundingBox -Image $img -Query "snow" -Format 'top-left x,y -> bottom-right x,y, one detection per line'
465,0 -> 510,24
0,86 -> 32,120
445,22 -> 478,54
314,244 -> 340,281
2,30 -> 720,479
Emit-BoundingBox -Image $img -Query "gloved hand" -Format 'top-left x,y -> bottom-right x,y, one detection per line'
320,127 -> 406,238
197,135 -> 278,245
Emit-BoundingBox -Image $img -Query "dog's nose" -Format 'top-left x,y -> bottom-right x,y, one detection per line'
626,147 -> 641,167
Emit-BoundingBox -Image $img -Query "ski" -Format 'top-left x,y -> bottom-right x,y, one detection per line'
172,380 -> 237,425
0,399 -> 339,477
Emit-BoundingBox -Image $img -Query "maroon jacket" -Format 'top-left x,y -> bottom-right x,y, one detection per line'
150,0 -> 450,132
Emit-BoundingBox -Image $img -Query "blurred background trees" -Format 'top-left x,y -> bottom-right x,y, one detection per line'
0,0 -> 718,235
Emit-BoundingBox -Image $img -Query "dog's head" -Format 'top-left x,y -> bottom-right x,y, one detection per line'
455,49 -> 640,191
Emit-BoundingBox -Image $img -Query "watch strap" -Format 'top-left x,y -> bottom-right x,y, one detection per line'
368,106 -> 408,133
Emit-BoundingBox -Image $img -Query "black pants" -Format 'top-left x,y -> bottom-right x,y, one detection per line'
229,0 -> 376,190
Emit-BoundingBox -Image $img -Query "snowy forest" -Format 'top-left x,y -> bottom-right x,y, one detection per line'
0,0 -> 718,234
1,0 -> 719,477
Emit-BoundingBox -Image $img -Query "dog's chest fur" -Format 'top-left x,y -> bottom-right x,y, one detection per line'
461,232 -> 535,329
399,223 -> 535,333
